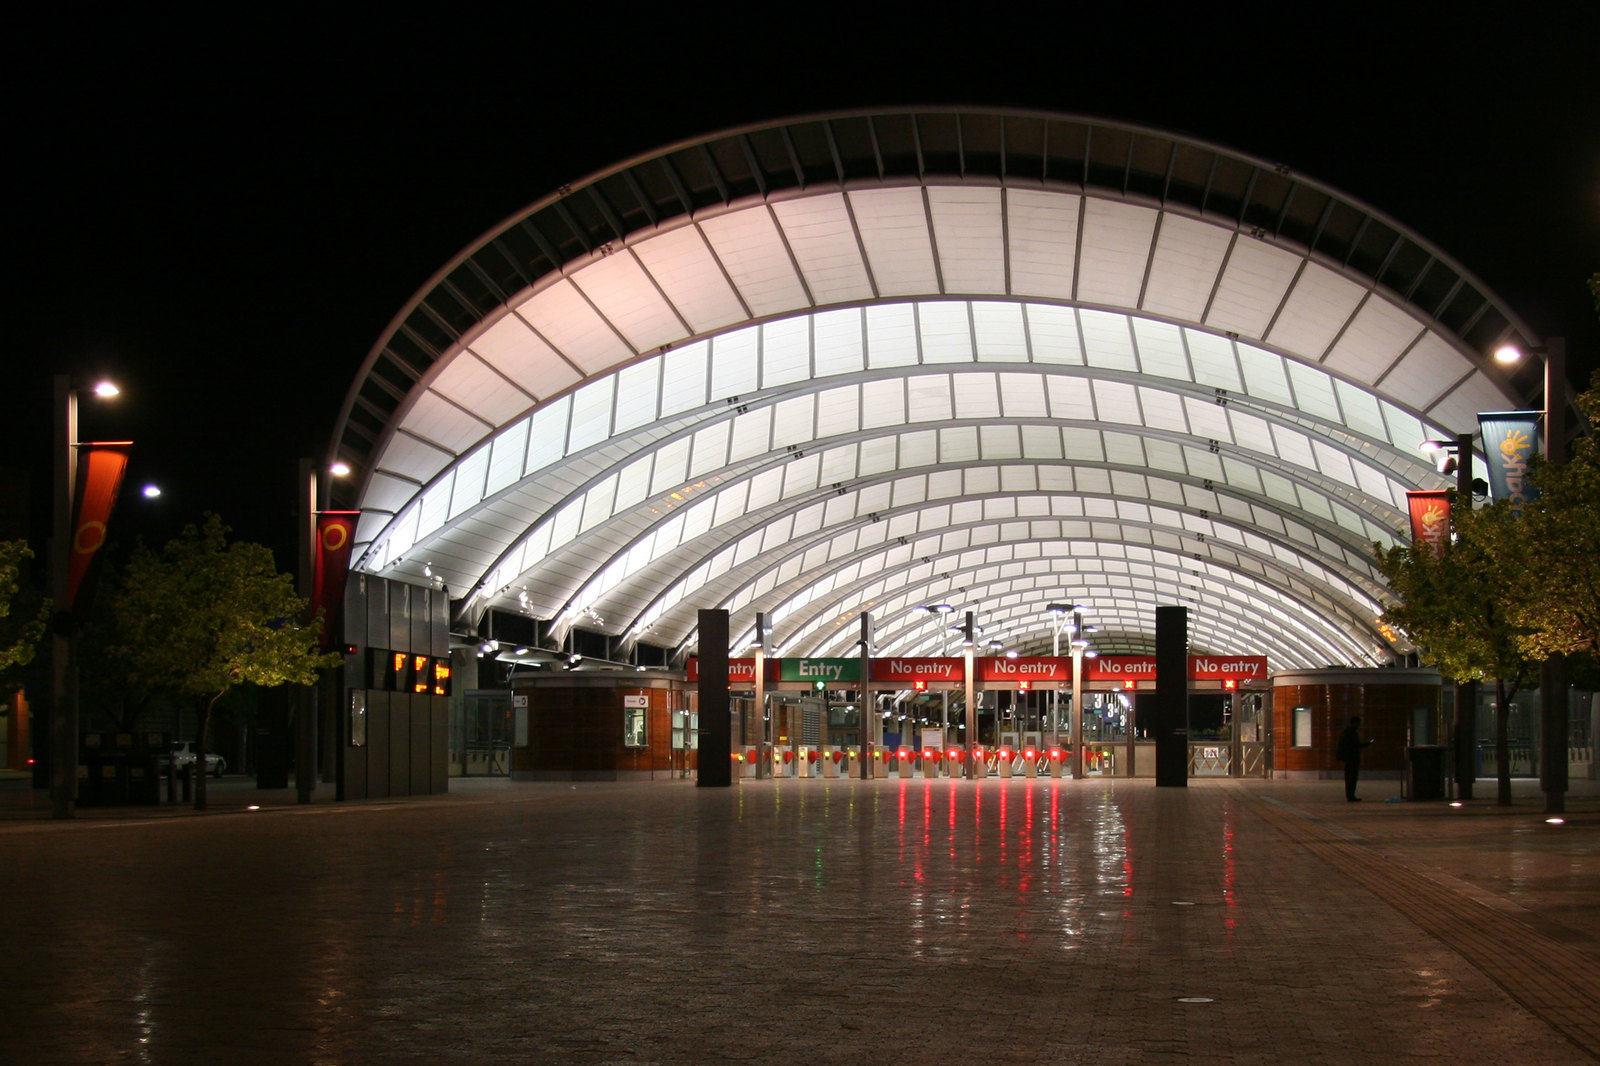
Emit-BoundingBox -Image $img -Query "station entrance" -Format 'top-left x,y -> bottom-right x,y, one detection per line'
699,653 -> 1272,780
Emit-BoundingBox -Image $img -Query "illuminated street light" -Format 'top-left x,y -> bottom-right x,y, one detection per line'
51,375 -> 125,818
1493,337 -> 1570,814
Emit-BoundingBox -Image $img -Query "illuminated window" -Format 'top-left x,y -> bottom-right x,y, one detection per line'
1292,707 -> 1313,748
623,694 -> 648,748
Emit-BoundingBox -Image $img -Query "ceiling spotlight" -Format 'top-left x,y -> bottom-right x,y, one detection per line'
141,484 -> 161,498
93,380 -> 121,398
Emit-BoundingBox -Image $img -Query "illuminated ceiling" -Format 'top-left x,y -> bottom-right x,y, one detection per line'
327,109 -> 1547,669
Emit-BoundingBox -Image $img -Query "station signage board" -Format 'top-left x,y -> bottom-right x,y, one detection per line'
685,658 -> 757,682
870,657 -> 964,682
685,654 -> 1266,684
777,658 -> 861,683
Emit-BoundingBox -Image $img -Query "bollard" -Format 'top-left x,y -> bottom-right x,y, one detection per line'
1024,748 -> 1039,778
897,748 -> 912,778
798,747 -> 811,778
822,748 -> 839,778
921,749 -> 940,779
998,749 -> 1014,779
967,747 -> 986,779
1049,748 -> 1064,779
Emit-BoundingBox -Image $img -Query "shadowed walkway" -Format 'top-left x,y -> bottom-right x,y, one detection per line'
1,775 -> 1595,1064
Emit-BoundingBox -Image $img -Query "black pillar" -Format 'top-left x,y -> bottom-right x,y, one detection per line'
1456,679 -> 1478,801
1154,605 -> 1188,787
1540,654 -> 1568,814
697,609 -> 732,787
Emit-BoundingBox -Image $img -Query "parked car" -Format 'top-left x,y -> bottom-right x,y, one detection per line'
169,741 -> 226,777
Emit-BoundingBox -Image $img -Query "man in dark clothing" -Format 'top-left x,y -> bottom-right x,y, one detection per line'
1336,716 -> 1373,801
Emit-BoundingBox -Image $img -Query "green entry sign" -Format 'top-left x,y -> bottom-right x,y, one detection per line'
778,658 -> 861,683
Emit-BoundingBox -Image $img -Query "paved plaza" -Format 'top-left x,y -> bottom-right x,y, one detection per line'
1,773 -> 1596,1064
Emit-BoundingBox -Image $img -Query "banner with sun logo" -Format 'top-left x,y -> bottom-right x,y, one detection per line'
1478,411 -> 1542,516
65,442 -> 132,620
311,511 -> 361,649
1405,490 -> 1451,557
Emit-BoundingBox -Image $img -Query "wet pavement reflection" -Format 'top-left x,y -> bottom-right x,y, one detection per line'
1,777 -> 1594,1064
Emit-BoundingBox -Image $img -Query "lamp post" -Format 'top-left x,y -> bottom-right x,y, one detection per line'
1420,432 -> 1481,801
1493,338 -> 1569,815
50,376 -> 121,818
752,611 -> 770,779
1045,604 -> 1075,749
297,457 -> 354,805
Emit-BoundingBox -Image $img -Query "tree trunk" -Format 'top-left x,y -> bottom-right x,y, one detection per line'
1495,677 -> 1512,806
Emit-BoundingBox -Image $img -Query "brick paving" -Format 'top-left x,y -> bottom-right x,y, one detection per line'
0,774 -> 1595,1064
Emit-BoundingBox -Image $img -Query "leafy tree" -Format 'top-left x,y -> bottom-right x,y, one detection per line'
0,540 -> 51,687
111,515 -> 340,808
1375,502 -> 1534,805
1496,370 -> 1600,662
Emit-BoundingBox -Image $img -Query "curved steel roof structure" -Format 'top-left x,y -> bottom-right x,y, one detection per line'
326,108 -> 1551,670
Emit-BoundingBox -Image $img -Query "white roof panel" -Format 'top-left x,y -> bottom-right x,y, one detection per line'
851,187 -> 940,297
1141,213 -> 1232,321
467,311 -> 582,399
1006,188 -> 1080,298
518,279 -> 634,375
928,186 -> 1006,295
1266,261 -> 1366,360
699,207 -> 810,317
1205,239 -> 1301,340
1076,199 -> 1158,308
632,224 -> 748,335
771,193 -> 874,306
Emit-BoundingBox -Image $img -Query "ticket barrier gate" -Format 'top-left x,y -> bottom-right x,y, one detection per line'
993,748 -> 1048,779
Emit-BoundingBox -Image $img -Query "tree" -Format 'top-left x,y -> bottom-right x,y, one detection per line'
111,515 -> 340,809
0,540 -> 51,685
1375,502 -> 1535,805
1494,370 -> 1600,662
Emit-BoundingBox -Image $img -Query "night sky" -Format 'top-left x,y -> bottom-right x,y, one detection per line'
9,9 -> 1598,571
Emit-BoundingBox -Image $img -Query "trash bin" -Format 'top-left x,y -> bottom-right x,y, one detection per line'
1407,744 -> 1447,801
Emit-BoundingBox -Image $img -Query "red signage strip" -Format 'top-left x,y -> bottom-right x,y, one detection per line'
687,654 -> 1268,683
870,657 -> 964,682
977,656 -> 1069,682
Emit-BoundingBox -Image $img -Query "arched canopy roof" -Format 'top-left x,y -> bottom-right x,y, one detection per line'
328,108 -> 1548,668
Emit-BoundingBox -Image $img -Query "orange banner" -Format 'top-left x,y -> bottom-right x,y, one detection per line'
1406,490 -> 1451,557
311,511 -> 360,648
66,443 -> 131,617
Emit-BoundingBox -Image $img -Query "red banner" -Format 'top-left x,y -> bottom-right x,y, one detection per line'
66,443 -> 131,617
1406,490 -> 1450,557
311,511 -> 360,649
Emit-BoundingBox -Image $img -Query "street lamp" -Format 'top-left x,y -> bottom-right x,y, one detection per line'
50,375 -> 123,818
297,457 -> 354,805
1418,433 -> 1482,800
1045,603 -> 1082,752
1490,337 -> 1570,815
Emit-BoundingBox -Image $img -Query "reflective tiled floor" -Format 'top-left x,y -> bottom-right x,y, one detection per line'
2,775 -> 1596,1064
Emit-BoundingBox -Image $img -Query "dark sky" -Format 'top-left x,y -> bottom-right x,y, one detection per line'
8,8 -> 1598,568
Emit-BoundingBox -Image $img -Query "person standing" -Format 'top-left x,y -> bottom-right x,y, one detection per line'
1337,716 -> 1373,801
